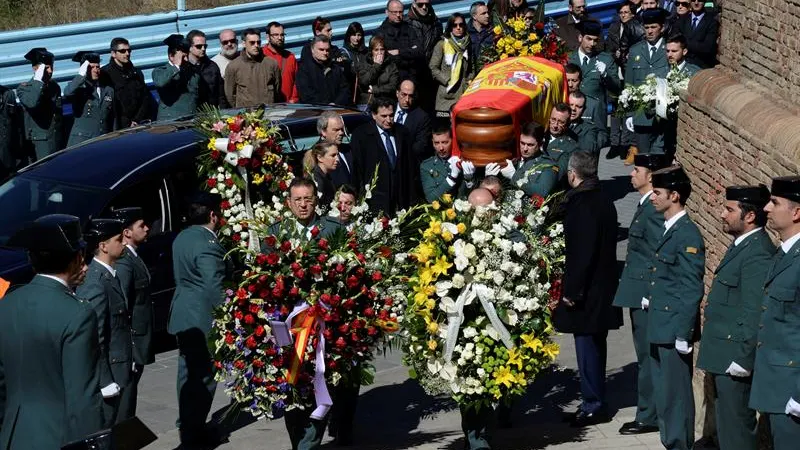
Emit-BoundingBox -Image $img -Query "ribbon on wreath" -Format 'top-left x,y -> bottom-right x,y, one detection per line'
443,283 -> 514,363
654,77 -> 669,119
213,138 -> 260,253
284,302 -> 333,420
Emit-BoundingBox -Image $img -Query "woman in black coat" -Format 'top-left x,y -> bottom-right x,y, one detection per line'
303,141 -> 339,211
355,36 -> 399,105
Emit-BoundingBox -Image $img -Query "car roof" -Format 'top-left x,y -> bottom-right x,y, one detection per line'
17,104 -> 367,190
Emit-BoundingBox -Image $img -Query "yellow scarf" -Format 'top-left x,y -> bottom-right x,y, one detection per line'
442,35 -> 470,93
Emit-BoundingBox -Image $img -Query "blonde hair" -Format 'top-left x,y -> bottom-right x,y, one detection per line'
303,141 -> 338,174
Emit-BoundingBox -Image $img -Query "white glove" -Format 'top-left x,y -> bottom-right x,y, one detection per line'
785,398 -> 800,417
674,339 -> 693,355
132,362 -> 138,373
101,382 -> 121,398
725,361 -> 751,378
462,161 -> 476,180
485,162 -> 501,176
625,116 -> 634,132
448,156 -> 461,179
640,297 -> 649,310
78,60 -> 90,77
595,60 -> 607,75
33,64 -> 45,82
499,159 -> 516,179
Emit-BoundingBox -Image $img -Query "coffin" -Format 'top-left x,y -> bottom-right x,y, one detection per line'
452,56 -> 568,166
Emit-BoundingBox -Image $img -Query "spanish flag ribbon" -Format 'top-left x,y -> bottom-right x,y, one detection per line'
286,309 -> 317,385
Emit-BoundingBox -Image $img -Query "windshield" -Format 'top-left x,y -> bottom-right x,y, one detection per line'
0,176 -> 109,246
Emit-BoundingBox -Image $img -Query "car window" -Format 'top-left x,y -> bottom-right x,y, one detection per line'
164,159 -> 201,230
104,177 -> 169,236
0,176 -> 108,246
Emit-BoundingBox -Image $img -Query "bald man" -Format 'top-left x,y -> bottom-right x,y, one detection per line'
469,188 -> 494,207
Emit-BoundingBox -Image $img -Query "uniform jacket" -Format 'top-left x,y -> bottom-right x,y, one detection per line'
374,19 -> 425,81
645,213 -> 706,344
264,215 -> 343,249
152,63 -> 199,121
697,229 -> 774,374
296,58 -> 351,106
627,39 -> 669,127
552,178 -> 623,334
510,150 -> 565,198
0,86 -> 22,175
262,45 -> 299,103
75,259 -> 133,392
750,238 -> 800,413
355,57 -> 399,105
429,38 -> 475,113
168,225 -> 225,337
420,155 -> 466,202
570,118 -> 609,155
0,275 -> 104,449
116,247 -> 154,366
100,61 -> 153,128
676,61 -> 702,77
190,56 -> 229,109
224,53 -> 281,108
676,11 -> 719,69
542,132 -> 580,174
613,192 -> 664,308
63,74 -> 114,146
568,50 -> 621,126
16,78 -> 63,151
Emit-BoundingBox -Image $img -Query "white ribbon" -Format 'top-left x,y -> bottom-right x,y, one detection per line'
214,138 -> 259,252
654,78 -> 669,119
443,283 -> 514,363
285,302 -> 333,420
214,138 -> 254,167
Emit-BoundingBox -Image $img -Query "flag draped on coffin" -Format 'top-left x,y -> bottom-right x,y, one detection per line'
452,56 -> 567,164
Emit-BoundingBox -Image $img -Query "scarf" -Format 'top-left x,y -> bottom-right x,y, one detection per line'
442,35 -> 470,93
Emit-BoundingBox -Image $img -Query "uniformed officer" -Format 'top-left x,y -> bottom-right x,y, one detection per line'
613,153 -> 670,436
0,214 -> 104,449
152,34 -> 200,121
169,191 -> 226,448
420,124 -> 474,202
749,176 -> 800,449
76,218 -> 134,427
568,91 -> 609,155
626,8 -> 670,159
65,51 -> 115,146
265,178 -> 344,250
662,34 -> 701,161
646,165 -> 705,450
695,185 -> 774,450
0,83 -> 22,180
567,20 -> 621,130
112,207 -> 153,418
17,47 -> 63,161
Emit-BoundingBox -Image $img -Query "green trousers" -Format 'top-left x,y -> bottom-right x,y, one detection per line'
631,308 -> 657,426
651,343 -> 694,450
460,404 -> 494,450
284,408 -> 327,450
711,374 -> 756,450
768,413 -> 800,450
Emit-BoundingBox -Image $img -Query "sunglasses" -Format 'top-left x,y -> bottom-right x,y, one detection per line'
114,48 -> 131,54
247,40 -> 261,46
453,22 -> 466,28
193,44 -> 208,49
676,1 -> 690,5
221,39 -> 237,45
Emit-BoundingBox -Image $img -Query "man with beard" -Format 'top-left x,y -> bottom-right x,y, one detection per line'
296,35 -> 351,105
211,29 -> 239,79
153,34 -> 200,121
101,37 -> 153,128
225,28 -> 281,108
186,30 -> 228,109
375,1 -> 425,87
17,47 -> 63,161
64,51 -> 115,146
263,21 -> 299,103
556,0 -> 594,51
568,91 -> 608,155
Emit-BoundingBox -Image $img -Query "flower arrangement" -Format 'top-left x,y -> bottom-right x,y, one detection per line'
616,66 -> 691,119
395,192 -> 565,408
480,17 -> 569,68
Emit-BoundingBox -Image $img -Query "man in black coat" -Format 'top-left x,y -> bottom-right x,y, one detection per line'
351,96 -> 420,217
186,30 -> 229,109
317,111 -> 353,189
375,0 -> 425,84
676,0 -> 718,68
394,79 -> 432,160
296,35 -> 351,106
101,37 -> 154,128
553,151 -> 623,427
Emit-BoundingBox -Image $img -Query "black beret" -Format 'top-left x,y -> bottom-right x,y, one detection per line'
24,47 -> 54,66
771,176 -> 800,203
577,20 -> 603,37
163,34 -> 190,52
725,184 -> 771,207
111,207 -> 144,228
651,165 -> 690,190
633,154 -> 670,171
189,191 -> 223,210
8,214 -> 85,253
641,8 -> 668,25
72,51 -> 101,64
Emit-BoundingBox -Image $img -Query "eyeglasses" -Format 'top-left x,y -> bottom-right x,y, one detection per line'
114,48 -> 131,54
193,44 -> 207,49
676,1 -> 690,5
453,22 -> 466,28
415,2 -> 430,7
246,40 -> 261,46
221,39 -> 237,45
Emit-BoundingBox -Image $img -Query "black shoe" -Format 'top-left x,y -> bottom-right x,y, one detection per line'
618,420 -> 659,435
569,409 -> 611,427
561,410 -> 580,423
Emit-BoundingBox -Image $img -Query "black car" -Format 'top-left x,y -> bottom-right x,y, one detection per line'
0,104 -> 369,333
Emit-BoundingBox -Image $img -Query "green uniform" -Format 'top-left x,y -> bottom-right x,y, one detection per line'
265,215 -> 343,247
0,275 -> 105,449
152,63 -> 199,121
568,50 -> 620,128
16,78 -> 63,160
76,258 -> 134,427
509,149 -> 565,197
0,86 -> 21,178
420,155 -> 468,202
749,235 -> 800,447
116,244 -> 153,417
646,212 -> 705,450
696,228 -> 774,450
662,62 -> 701,158
613,192 -> 663,427
627,39 -> 669,154
570,118 -> 609,155
64,74 -> 115,146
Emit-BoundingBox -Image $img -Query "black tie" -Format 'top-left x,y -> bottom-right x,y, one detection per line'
649,46 -> 655,59
582,55 -> 589,67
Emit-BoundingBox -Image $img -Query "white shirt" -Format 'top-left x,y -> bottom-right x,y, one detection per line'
691,12 -> 705,25
394,104 -> 408,124
376,124 -> 397,159
200,225 -> 217,239
571,14 -> 581,23
125,244 -> 139,258
294,219 -> 315,241
663,209 -> 687,234
93,257 -> 116,278
734,227 -> 762,247
676,60 -> 686,72
649,38 -> 664,55
38,274 -> 70,289
577,49 -> 591,65
780,230 -> 800,253
639,190 -> 653,206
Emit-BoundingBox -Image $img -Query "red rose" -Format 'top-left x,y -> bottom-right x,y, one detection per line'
236,288 -> 248,299
288,286 -> 299,297
255,254 -> 267,265
317,254 -> 328,264
210,150 -> 220,160
225,333 -> 235,345
279,180 -> 288,191
371,271 -> 383,282
310,264 -> 322,275
206,178 -> 216,188
327,360 -> 338,370
233,360 -> 246,370
227,140 -> 236,152
338,323 -> 349,333
535,21 -> 544,30
234,310 -> 243,320
259,289 -> 269,298
214,361 -> 223,369
244,314 -> 255,325
266,253 -> 279,265
354,319 -> 365,329
232,234 -> 241,242
266,347 -> 277,356
323,329 -> 333,340
253,359 -> 265,368
238,158 -> 249,167
378,310 -> 389,320
320,293 -> 331,303
343,299 -> 356,310
318,238 -> 329,250
251,158 -> 262,168
247,284 -> 256,293
221,200 -> 231,209
252,376 -> 263,385
272,287 -> 283,298
248,304 -> 259,314
280,241 -> 292,252
381,216 -> 389,229
514,215 -> 525,224
295,269 -> 306,279
310,226 -> 320,238
531,194 -> 545,208
335,337 -> 347,348
346,275 -> 360,289
229,118 -> 242,132
367,326 -> 378,336
329,295 -> 341,307
255,325 -> 265,336
264,235 -> 277,248
363,307 -> 375,318
335,264 -> 345,274
350,332 -> 359,342
225,178 -> 234,187
384,297 -> 394,306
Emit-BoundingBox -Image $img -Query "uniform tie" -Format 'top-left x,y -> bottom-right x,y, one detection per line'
649,45 -> 656,59
582,55 -> 589,67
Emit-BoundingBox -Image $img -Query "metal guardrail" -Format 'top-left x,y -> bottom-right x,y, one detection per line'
0,0 -> 622,91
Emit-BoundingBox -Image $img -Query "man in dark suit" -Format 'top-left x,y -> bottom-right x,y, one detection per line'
696,185 -> 774,450
317,111 -> 352,190
168,192 -> 226,449
0,214 -> 105,449
676,0 -> 718,69
351,96 -> 420,216
553,151 -> 623,427
394,79 -> 432,160
76,218 -> 133,427
113,207 -> 153,418
555,0 -> 591,51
